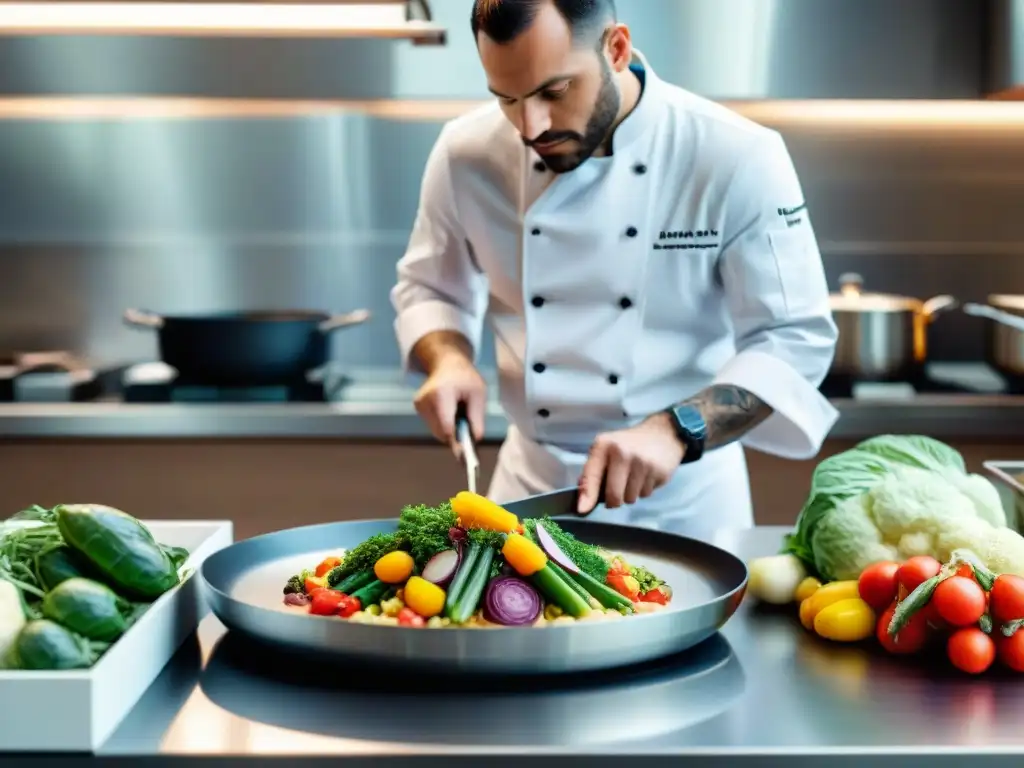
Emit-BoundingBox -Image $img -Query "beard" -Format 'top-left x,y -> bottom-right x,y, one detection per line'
525,58 -> 621,174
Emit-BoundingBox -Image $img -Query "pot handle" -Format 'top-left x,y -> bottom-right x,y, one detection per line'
921,294 -> 958,320
318,308 -> 371,333
963,302 -> 1024,333
123,308 -> 165,330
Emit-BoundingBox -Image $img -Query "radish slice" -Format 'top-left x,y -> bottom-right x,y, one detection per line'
422,549 -> 461,588
535,522 -> 580,574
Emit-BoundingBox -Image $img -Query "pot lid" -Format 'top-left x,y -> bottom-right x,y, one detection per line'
829,273 -> 920,312
989,294 -> 1024,313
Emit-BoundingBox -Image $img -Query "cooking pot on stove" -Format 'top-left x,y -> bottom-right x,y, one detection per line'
829,273 -> 957,380
123,307 -> 371,386
963,296 -> 1024,379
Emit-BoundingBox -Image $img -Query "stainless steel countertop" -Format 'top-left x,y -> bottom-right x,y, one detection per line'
9,526 -> 1024,765
0,364 -> 1021,441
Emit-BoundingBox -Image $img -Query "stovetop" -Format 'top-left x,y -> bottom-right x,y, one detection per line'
820,363 -> 1013,400
0,359 -> 1018,404
120,362 -> 349,403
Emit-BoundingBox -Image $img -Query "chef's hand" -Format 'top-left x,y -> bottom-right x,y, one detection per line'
413,355 -> 488,450
576,413 -> 685,514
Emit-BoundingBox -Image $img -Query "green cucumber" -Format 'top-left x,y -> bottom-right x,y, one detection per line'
549,563 -> 600,608
35,545 -> 100,591
9,619 -> 93,670
532,563 -> 592,618
449,546 -> 495,624
443,542 -> 482,618
568,569 -> 635,614
42,577 -> 130,642
331,569 -> 375,594
56,504 -> 180,600
351,579 -> 390,607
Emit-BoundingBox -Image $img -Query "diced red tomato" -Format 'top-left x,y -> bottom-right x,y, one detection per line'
639,584 -> 672,605
337,595 -> 361,618
608,557 -> 631,577
304,575 -> 327,595
397,607 -> 425,627
607,571 -> 641,601
314,556 -> 343,578
309,589 -> 346,616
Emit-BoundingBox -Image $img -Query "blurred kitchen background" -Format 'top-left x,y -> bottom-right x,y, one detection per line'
0,0 -> 1021,367
0,0 -> 1023,532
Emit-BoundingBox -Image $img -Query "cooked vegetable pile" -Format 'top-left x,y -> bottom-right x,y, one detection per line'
0,504 -> 189,670
282,491 -> 673,628
746,434 -> 1024,675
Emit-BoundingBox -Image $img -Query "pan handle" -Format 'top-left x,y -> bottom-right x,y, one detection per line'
963,302 -> 1024,333
123,308 -> 165,330
318,308 -> 371,333
921,294 -> 957,320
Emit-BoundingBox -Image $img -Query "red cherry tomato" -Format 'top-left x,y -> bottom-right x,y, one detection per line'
955,563 -> 975,580
947,627 -> 996,675
997,629 -> 1024,672
858,561 -> 900,611
876,603 -> 929,655
990,574 -> 1024,624
932,576 -> 987,627
897,556 -> 941,594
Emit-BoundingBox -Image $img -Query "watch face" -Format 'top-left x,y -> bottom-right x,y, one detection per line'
674,405 -> 706,436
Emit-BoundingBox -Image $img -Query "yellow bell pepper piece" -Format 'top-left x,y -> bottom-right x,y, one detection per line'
451,491 -> 521,533
502,533 -> 548,577
798,580 -> 860,630
374,550 -> 415,584
813,598 -> 876,643
403,576 -> 446,618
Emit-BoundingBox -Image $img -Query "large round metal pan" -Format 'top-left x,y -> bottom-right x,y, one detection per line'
199,518 -> 748,675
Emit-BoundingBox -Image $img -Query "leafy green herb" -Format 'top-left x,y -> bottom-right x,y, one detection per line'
397,501 -> 456,568
328,532 -> 408,582
521,518 -> 609,582
0,523 -> 63,598
630,564 -> 664,593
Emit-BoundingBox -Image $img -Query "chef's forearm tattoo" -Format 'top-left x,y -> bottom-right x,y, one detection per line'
679,385 -> 774,449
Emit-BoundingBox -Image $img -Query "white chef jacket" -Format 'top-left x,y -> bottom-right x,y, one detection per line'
391,50 -> 839,537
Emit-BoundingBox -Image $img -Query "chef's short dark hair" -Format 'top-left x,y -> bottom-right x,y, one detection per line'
471,0 -> 616,46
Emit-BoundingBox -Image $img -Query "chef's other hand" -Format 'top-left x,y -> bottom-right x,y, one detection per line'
576,414 -> 685,514
413,355 -> 487,447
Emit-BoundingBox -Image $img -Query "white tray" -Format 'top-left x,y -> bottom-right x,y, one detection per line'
0,519 -> 234,752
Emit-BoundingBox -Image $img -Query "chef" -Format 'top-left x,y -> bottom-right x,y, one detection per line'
390,0 -> 839,538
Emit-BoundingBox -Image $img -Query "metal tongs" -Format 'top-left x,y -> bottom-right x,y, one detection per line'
453,403 -> 479,494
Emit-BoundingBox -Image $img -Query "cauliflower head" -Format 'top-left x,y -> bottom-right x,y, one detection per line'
785,435 -> 1024,580
807,464 -> 1024,581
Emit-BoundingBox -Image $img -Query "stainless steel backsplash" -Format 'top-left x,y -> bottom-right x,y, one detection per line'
0,0 -> 1020,367
0,104 -> 1022,367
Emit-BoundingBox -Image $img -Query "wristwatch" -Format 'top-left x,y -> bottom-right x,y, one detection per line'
664,404 -> 707,464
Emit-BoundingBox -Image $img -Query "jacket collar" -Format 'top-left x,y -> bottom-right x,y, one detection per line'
608,48 -> 666,151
